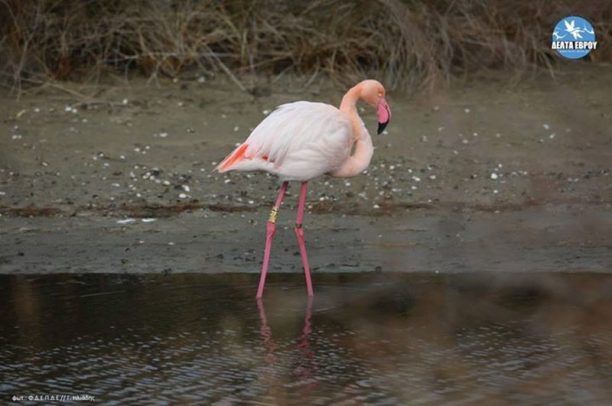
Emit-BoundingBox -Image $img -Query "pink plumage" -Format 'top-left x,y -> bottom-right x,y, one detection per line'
218,102 -> 353,181
216,79 -> 391,298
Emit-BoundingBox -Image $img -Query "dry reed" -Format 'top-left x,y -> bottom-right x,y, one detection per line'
1,0 -> 610,93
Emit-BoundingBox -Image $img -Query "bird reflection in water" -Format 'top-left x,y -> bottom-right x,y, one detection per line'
256,297 -> 316,386
256,297 -> 277,365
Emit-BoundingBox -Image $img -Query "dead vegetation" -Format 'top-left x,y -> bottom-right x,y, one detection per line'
1,0 -> 610,93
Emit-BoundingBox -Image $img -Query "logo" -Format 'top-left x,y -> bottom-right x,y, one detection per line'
552,16 -> 597,59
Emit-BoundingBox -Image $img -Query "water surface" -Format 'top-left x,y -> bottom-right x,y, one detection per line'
1,273 -> 611,404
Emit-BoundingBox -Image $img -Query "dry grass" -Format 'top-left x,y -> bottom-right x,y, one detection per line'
1,0 -> 610,93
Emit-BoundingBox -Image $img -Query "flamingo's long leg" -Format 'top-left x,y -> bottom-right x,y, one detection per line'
294,181 -> 314,296
256,181 -> 289,299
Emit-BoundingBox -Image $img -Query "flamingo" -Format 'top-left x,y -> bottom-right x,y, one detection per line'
216,80 -> 391,298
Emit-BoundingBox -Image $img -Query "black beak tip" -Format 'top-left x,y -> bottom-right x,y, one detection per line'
377,121 -> 389,135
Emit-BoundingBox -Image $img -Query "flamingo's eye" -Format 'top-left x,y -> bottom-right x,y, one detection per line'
378,92 -> 383,97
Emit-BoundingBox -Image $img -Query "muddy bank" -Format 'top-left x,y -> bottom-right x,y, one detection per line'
1,204 -> 610,274
0,65 -> 611,274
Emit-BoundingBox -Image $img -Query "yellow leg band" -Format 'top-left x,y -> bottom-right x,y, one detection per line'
268,208 -> 279,224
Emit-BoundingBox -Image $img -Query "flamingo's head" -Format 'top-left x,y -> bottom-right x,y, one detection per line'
358,80 -> 391,134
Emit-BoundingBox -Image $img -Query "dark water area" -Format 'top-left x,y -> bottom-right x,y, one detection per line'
1,272 -> 611,404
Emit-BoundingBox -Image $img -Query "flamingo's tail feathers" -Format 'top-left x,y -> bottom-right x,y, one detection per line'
216,143 -> 249,172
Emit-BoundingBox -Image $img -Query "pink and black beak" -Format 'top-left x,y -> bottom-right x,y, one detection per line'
377,98 -> 391,134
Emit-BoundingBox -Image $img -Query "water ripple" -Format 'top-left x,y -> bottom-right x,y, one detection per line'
1,273 -> 611,403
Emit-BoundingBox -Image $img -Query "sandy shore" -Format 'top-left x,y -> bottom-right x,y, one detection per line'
1,65 -> 610,274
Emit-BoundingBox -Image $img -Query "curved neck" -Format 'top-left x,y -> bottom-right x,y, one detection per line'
331,84 -> 374,178
339,84 -> 361,115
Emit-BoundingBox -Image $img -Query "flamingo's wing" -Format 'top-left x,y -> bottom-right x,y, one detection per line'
217,101 -> 354,179
244,102 -> 352,166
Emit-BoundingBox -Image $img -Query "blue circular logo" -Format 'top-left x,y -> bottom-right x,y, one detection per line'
552,16 -> 597,59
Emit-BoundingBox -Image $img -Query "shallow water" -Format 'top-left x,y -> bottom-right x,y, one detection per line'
1,273 -> 611,404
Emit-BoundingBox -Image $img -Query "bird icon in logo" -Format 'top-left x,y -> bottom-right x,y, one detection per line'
563,19 -> 586,39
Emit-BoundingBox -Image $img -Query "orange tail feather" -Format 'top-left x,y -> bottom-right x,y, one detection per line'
216,143 -> 248,172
